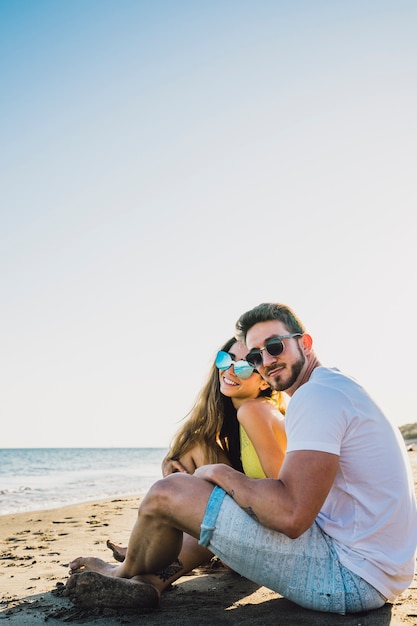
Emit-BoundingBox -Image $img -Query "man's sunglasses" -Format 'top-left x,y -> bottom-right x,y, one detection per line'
215,351 -> 255,379
246,334 -> 303,368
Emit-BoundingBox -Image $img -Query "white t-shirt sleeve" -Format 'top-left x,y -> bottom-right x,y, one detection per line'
285,381 -> 350,456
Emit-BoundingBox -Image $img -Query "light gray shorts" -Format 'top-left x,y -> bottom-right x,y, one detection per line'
199,486 -> 386,614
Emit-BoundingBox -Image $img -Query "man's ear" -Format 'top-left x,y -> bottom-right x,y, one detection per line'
301,333 -> 313,354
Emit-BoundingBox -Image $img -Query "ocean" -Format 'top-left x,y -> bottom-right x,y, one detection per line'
0,448 -> 168,516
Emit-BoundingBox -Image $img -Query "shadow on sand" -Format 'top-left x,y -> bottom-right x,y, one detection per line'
1,572 -> 393,626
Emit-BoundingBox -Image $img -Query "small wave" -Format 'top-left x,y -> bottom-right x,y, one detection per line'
0,485 -> 36,495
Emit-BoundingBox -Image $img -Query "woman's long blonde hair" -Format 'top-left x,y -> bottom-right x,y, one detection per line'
167,338 -> 285,472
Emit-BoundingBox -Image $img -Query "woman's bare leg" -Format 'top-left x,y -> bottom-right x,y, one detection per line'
106,540 -> 126,562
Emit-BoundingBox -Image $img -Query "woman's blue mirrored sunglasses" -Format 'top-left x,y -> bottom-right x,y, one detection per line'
215,351 -> 255,379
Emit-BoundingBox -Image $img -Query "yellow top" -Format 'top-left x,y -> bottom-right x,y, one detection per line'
240,424 -> 266,478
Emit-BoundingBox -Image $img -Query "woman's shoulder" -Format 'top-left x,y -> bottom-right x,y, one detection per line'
237,397 -> 283,424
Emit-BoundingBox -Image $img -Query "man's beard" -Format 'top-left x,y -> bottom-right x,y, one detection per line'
267,348 -> 305,392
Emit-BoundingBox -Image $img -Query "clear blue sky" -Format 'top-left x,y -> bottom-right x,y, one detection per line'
1,0 -> 416,448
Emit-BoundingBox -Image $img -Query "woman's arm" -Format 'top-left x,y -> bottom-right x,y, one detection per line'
162,445 -> 231,477
237,398 -> 286,478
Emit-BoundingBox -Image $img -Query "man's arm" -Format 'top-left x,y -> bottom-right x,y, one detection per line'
193,450 -> 339,538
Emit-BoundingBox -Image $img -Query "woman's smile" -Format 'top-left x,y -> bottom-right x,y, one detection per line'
222,374 -> 239,387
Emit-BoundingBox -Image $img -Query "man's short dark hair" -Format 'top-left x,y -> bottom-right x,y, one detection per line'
236,303 -> 306,340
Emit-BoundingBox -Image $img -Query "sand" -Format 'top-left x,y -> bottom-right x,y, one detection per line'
1,448 -> 417,625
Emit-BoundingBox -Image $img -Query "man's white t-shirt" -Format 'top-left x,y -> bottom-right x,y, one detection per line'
286,366 -> 417,601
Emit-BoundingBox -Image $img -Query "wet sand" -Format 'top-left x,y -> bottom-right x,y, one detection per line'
1,448 -> 417,625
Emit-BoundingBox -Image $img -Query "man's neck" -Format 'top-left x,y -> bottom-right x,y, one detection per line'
287,354 -> 321,396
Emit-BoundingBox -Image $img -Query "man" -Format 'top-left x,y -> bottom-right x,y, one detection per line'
65,302 -> 417,614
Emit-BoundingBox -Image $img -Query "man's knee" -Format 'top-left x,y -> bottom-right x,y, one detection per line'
139,474 -> 189,520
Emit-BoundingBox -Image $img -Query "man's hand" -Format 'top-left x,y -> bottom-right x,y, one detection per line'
195,452 -> 339,540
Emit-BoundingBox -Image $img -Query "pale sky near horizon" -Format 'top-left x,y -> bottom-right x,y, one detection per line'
1,0 -> 416,448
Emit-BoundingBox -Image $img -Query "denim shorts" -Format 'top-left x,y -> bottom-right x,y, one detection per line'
199,486 -> 386,614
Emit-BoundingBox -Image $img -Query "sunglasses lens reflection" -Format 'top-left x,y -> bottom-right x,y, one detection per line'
215,351 -> 232,370
215,351 -> 254,379
234,362 -> 255,379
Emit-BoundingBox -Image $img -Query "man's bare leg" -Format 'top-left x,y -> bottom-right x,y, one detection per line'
65,534 -> 213,608
70,534 -> 212,590
65,474 -> 215,608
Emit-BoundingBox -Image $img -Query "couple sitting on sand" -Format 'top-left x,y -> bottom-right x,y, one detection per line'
64,302 -> 417,615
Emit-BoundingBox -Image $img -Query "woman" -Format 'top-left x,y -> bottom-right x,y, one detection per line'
107,337 -> 287,562
163,336 -> 286,478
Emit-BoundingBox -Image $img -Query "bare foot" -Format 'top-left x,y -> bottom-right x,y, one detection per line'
106,539 -> 126,562
64,571 -> 159,609
69,556 -> 119,576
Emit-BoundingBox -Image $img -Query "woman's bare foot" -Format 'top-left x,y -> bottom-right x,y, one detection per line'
64,571 -> 159,609
106,539 -> 127,562
69,556 -> 119,577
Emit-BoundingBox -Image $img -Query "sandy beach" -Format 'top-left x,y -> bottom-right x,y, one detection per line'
1,449 -> 417,625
